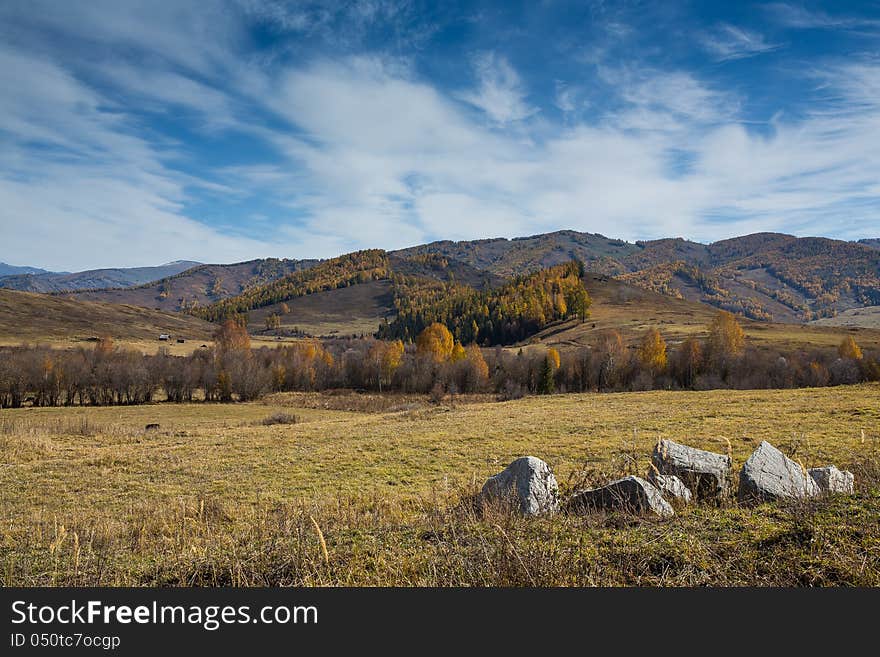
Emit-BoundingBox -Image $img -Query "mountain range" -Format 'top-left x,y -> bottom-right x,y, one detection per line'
5,231 -> 880,329
0,263 -> 52,277
0,261 -> 201,293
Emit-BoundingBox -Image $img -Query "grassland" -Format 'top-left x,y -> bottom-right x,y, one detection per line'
812,307 -> 880,329
0,289 -> 214,348
2,385 -> 879,586
249,279 -> 395,337
534,274 -> 880,352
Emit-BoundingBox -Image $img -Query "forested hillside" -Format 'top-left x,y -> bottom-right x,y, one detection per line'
377,261 -> 591,345
398,231 -> 880,323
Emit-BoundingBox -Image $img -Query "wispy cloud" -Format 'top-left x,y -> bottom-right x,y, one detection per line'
457,52 -> 539,124
701,23 -> 783,61
2,1 -> 880,270
765,3 -> 880,31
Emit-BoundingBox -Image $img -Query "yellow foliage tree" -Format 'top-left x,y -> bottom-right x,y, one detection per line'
416,322 -> 454,363
637,327 -> 667,373
451,341 -> 467,362
546,347 -> 561,370
369,340 -> 405,390
838,335 -> 863,360
707,310 -> 744,360
465,344 -> 489,386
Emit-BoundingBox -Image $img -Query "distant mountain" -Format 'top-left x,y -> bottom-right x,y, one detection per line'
392,230 -> 639,278
65,258 -> 319,312
0,261 -> 201,293
29,230 -> 880,329
397,231 -> 880,322
0,262 -> 52,277
859,238 -> 880,250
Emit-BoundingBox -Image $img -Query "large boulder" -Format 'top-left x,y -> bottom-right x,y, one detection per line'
809,465 -> 855,494
738,441 -> 820,504
565,476 -> 674,518
652,439 -> 732,501
648,471 -> 692,504
480,456 -> 559,516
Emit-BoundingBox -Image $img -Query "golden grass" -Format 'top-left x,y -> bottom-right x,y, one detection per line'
2,384 -> 879,585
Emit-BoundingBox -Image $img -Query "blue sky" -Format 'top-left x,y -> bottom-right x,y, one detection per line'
1,1 -> 880,270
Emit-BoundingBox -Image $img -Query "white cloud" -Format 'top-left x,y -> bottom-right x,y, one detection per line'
2,1 -> 880,272
701,24 -> 783,61
457,52 -> 539,124
765,3 -> 880,31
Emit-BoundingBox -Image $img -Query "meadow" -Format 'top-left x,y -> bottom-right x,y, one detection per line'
2,384 -> 879,586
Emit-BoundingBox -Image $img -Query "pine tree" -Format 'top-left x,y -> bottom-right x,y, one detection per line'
538,355 -> 556,394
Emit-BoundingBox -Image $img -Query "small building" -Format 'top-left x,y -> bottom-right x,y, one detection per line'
158,334 -> 170,341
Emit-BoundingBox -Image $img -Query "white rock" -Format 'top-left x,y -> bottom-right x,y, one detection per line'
648,472 -> 692,504
652,439 -> 732,501
809,465 -> 855,494
738,441 -> 820,504
565,475 -> 674,518
480,456 -> 559,516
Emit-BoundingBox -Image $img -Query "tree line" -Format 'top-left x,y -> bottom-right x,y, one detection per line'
1,313 -> 877,409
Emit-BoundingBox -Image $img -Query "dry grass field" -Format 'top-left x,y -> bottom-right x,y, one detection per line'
0,289 -> 214,347
534,274 -> 880,352
2,384 -> 879,586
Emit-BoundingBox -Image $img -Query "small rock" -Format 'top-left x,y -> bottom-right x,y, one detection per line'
565,476 -> 674,518
809,465 -> 854,494
145,423 -> 160,431
738,441 -> 820,504
480,456 -> 559,516
652,439 -> 732,501
648,472 -> 692,504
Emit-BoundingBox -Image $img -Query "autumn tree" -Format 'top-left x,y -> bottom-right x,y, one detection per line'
707,310 -> 744,362
838,335 -> 863,360
674,337 -> 703,388
464,344 -> 489,388
213,319 -> 251,354
265,313 -> 281,331
368,339 -> 405,390
637,327 -> 667,374
450,341 -> 467,362
597,330 -> 626,390
416,322 -> 454,363
546,347 -> 561,370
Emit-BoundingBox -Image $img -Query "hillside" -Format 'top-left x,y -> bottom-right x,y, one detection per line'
810,306 -> 880,329
401,231 -> 880,324
0,261 -> 200,293
0,289 -> 214,345
393,230 -> 639,278
532,273 -> 880,353
859,239 -> 880,250
65,258 -> 317,312
249,279 -> 396,337
195,251 -> 507,333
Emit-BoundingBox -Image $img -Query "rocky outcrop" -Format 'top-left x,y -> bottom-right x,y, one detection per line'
809,465 -> 855,494
738,441 -> 820,504
652,439 -> 732,501
480,456 -> 559,516
565,476 -> 674,518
